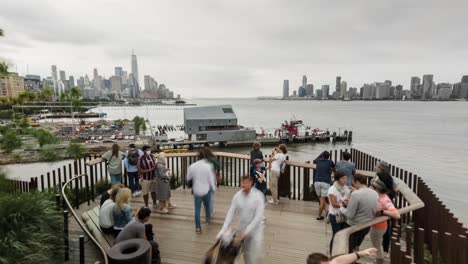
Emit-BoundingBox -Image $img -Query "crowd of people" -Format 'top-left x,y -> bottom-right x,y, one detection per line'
98,143 -> 175,264
96,141 -> 399,264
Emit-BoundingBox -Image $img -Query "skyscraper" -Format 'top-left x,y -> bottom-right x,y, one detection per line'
110,76 -> 123,92
322,85 -> 330,99
335,76 -> 341,93
305,84 -> 314,97
340,81 -> 347,98
422,74 -> 434,100
51,65 -> 59,96
131,51 -> 140,97
283,80 -> 289,98
302,75 -> 307,89
115,67 -> 123,77
69,76 -> 75,87
93,68 -> 100,89
59,70 -> 66,81
410,76 -> 421,99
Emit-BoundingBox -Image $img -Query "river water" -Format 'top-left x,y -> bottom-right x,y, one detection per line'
2,99 -> 468,223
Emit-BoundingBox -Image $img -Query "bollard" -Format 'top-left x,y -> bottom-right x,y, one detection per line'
55,194 -> 61,211
79,235 -> 85,264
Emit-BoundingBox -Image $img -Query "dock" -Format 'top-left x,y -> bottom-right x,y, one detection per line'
66,186 -> 377,264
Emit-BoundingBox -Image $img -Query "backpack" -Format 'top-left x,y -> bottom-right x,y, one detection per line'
280,156 -> 287,173
127,149 -> 139,166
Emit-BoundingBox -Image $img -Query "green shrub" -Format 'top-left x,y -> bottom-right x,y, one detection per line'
0,175 -> 63,264
95,180 -> 111,195
66,143 -> 85,160
40,148 -> 61,162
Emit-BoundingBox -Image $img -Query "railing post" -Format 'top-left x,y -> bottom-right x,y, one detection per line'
63,210 -> 69,261
90,166 -> 95,202
431,230 -> 439,264
79,235 -> 85,264
56,194 -> 61,211
75,177 -> 80,209
414,228 -> 425,264
85,171 -> 90,206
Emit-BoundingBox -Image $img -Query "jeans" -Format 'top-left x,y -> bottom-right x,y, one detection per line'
194,191 -> 212,229
383,220 -> 392,253
329,214 -> 348,255
209,190 -> 214,215
110,174 -> 122,186
127,171 -> 139,193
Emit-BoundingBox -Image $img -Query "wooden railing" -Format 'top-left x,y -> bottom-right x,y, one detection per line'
7,147 -> 468,263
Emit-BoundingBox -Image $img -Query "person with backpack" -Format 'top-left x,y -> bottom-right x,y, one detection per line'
125,144 -> 143,197
268,144 -> 287,205
138,145 -> 158,209
102,144 -> 125,186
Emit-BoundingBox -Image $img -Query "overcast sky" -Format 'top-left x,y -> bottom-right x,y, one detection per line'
1,0 -> 468,98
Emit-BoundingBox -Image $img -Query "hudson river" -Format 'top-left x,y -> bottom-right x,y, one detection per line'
3,99 -> 468,223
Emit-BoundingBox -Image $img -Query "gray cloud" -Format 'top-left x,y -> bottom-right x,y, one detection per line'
1,0 -> 468,97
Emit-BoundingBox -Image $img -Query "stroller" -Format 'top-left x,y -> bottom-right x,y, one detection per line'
204,231 -> 243,264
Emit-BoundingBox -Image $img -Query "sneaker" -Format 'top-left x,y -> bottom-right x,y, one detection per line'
132,192 -> 137,197
159,208 -> 169,214
196,228 -> 202,234
152,203 -> 159,209
135,191 -> 141,197
268,199 -> 276,204
316,216 -> 325,221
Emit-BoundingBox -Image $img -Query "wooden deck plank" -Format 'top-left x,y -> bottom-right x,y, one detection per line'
66,186 -> 378,263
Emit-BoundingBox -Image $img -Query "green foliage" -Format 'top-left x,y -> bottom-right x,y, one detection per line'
40,148 -> 61,162
95,180 -> 111,195
0,62 -> 7,75
133,116 -> 145,135
0,173 -> 64,264
29,129 -> 59,147
38,88 -> 54,102
0,110 -> 13,119
66,143 -> 85,159
0,128 -> 22,153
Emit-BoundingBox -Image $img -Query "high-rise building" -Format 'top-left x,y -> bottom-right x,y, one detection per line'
422,74 -> 434,100
110,76 -> 123,92
436,83 -> 452,100
77,76 -> 85,90
51,65 -> 60,96
69,76 -> 75,87
302,75 -> 307,90
283,80 -> 289,98
376,82 -> 391,99
305,84 -> 314,97
93,68 -> 100,89
131,51 -> 140,95
322,85 -> 330,99
115,67 -> 123,77
340,81 -> 347,98
335,76 -> 341,93
24,75 -> 41,92
59,70 -> 66,81
0,72 -> 25,98
316,89 -> 323,99
410,76 -> 421,98
298,86 -> 306,97
395,85 -> 404,100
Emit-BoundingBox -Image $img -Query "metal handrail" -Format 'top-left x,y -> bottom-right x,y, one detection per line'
332,175 -> 425,256
61,173 -> 109,264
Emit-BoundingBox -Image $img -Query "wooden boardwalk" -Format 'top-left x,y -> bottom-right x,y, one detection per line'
67,186 -> 377,264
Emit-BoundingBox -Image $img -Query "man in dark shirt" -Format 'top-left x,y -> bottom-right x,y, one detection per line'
313,151 -> 335,220
115,207 -> 161,264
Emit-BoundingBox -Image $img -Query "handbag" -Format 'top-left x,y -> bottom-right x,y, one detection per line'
335,212 -> 347,224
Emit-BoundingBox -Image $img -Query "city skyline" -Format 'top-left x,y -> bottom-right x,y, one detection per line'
2,1 -> 468,98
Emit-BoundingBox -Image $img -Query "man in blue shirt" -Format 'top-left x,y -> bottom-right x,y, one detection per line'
335,152 -> 356,187
314,151 -> 335,220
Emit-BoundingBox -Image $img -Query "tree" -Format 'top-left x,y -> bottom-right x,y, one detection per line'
30,129 -> 59,147
38,88 -> 54,102
0,128 -> 22,153
133,116 -> 145,135
66,143 -> 85,160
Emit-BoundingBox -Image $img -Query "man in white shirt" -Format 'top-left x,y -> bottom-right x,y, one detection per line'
217,175 -> 265,264
186,153 -> 217,234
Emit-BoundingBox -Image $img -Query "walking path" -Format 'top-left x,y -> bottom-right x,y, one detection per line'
67,186 -> 378,263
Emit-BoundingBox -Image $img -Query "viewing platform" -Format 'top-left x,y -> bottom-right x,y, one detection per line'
8,148 -> 468,263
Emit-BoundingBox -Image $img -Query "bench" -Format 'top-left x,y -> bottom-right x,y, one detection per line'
81,206 -> 115,252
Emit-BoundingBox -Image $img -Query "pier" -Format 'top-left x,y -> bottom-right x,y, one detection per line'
6,148 -> 468,263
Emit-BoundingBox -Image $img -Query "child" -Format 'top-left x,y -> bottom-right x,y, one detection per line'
250,159 -> 267,201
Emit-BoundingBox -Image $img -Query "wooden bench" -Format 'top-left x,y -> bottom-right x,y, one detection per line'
81,206 -> 115,252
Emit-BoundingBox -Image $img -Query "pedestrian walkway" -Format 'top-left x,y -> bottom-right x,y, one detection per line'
69,186 -> 378,263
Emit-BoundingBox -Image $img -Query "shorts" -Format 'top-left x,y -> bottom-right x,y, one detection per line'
314,182 -> 330,197
141,179 -> 157,196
